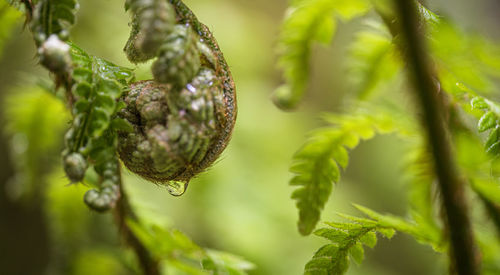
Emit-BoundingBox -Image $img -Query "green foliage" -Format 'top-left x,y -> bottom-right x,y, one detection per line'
65,42 -> 134,210
347,21 -> 400,99
3,87 -> 69,199
305,204 -> 443,275
354,205 -> 442,250
274,0 -> 371,109
68,42 -> 134,144
403,146 -> 442,245
427,18 -> 500,161
6,0 -> 500,274
306,218 -> 392,275
472,179 -> 500,208
0,1 -> 21,55
430,20 -> 500,95
127,220 -> 254,275
470,96 -> 500,156
30,0 -> 79,44
202,250 -> 255,275
277,1 -> 500,274
290,110 -> 396,235
72,249 -> 129,275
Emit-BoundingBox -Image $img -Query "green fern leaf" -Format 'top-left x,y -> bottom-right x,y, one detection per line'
290,111 -> 395,235
61,42 -> 134,210
348,21 -> 400,99
478,111 -> 497,132
66,42 -> 134,156
402,146 -> 442,247
305,212 -> 392,275
127,220 -> 254,275
431,20 -> 500,95
203,250 -> 255,275
467,94 -> 500,157
274,0 -> 371,109
305,204 -> 443,275
354,204 -> 443,250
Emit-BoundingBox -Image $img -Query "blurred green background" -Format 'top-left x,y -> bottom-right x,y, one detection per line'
0,0 -> 498,274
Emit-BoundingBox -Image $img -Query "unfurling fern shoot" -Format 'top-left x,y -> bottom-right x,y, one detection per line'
120,0 -> 237,195
21,0 -> 236,210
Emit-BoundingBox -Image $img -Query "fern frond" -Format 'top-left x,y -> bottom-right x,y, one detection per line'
353,205 -> 443,250
305,211 -> 393,275
467,96 -> 500,158
274,0 -> 371,109
430,20 -> 500,95
203,250 -> 255,275
402,145 -> 442,246
305,204 -> 443,275
66,42 -> 134,160
63,42 -> 135,211
127,220 -> 254,275
290,110 -> 396,235
348,20 -> 400,99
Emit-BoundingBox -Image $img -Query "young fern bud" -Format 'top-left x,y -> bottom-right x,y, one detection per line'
63,152 -> 88,182
152,24 -> 201,88
117,68 -> 227,194
21,0 -> 237,207
84,158 -> 121,211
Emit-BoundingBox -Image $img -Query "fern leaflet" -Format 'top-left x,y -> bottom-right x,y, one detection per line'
347,21 -> 400,99
306,204 -> 443,275
305,211 -> 394,275
274,0 -> 371,109
290,110 -> 395,235
127,220 -> 254,274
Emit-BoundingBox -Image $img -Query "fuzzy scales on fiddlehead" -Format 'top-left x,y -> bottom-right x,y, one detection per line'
20,0 -> 236,210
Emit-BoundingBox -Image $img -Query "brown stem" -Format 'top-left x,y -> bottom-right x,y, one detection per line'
114,174 -> 160,275
391,1 -> 479,274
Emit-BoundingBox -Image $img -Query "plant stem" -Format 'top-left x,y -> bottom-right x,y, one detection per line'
391,1 -> 479,274
114,175 -> 160,275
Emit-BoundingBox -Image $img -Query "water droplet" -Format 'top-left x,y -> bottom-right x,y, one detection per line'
166,181 -> 188,196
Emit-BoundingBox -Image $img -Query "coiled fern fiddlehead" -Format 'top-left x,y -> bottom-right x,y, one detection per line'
19,0 -> 237,211
119,0 -> 236,196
